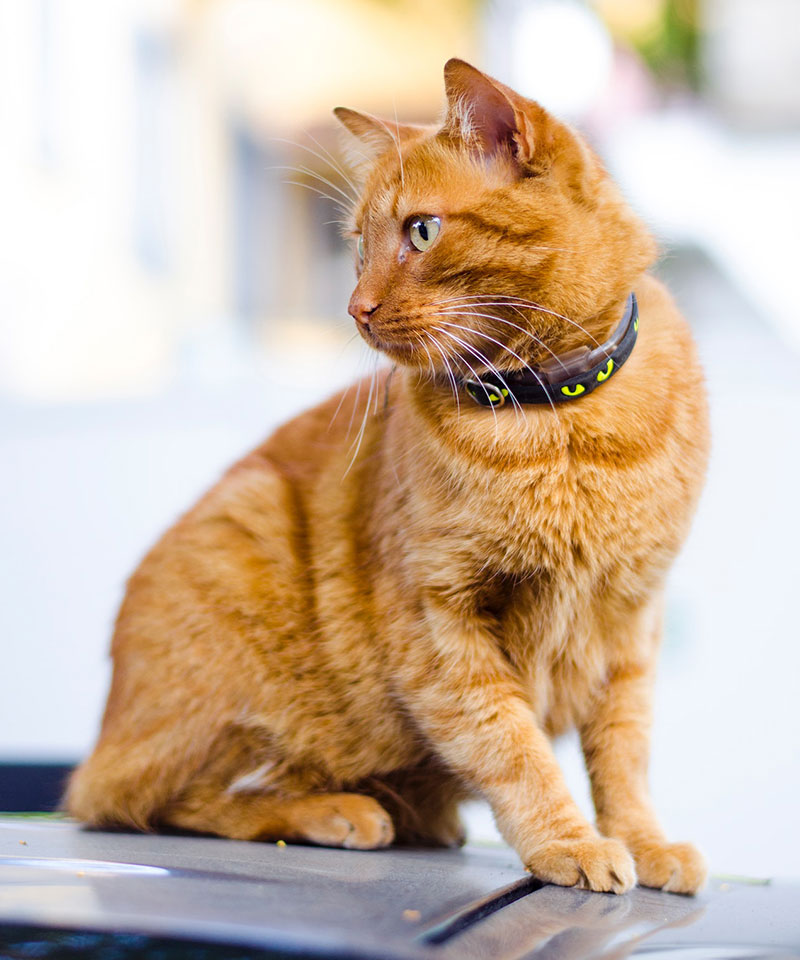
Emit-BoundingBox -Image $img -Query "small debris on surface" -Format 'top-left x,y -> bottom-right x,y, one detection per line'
276,840 -> 286,848
76,871 -> 86,877
402,909 -> 421,922
18,840 -> 27,846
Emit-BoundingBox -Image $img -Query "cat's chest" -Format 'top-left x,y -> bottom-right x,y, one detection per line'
407,414 -> 675,622
462,456 -> 640,571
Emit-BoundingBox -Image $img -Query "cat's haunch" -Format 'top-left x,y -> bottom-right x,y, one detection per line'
66,59 -> 709,896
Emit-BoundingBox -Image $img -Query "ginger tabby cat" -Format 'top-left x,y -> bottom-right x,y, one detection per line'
67,60 -> 710,895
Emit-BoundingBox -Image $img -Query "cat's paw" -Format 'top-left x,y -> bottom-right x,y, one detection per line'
632,840 -> 707,895
525,836 -> 636,894
294,794 -> 395,849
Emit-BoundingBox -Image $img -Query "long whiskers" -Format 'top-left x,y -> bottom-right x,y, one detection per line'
437,307 -> 571,374
430,294 -> 604,350
434,327 -> 521,414
280,178 -> 354,217
434,318 -> 558,417
328,339 -> 370,434
344,354 -> 379,478
271,137 -> 360,201
303,133 -> 360,200
425,332 -> 461,416
345,361 -> 366,440
416,335 -> 437,384
275,165 -> 357,211
437,332 -> 500,436
433,327 -> 519,430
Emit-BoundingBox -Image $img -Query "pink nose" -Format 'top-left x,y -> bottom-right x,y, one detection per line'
348,297 -> 379,330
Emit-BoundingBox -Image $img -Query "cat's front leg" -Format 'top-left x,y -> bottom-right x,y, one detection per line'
405,599 -> 635,893
580,658 -> 707,895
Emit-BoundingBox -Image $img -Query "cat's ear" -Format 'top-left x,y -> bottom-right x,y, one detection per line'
333,107 -> 425,160
442,59 -> 584,179
442,59 -> 521,157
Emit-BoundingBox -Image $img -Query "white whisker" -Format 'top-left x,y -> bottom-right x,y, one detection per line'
416,336 -> 437,384
437,308 -> 570,374
344,358 -> 378,477
270,137 -> 360,201
273,163 -> 357,209
433,329 -> 503,435
434,326 -> 524,421
304,132 -> 360,199
430,294 -> 603,350
345,362 -> 366,443
281,178 -> 353,214
328,337 -> 367,431
435,319 -> 557,418
426,333 -> 461,416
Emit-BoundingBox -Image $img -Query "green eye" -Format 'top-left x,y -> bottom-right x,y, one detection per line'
356,235 -> 365,262
409,216 -> 441,252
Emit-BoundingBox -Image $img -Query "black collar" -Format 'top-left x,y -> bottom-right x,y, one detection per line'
463,293 -> 639,407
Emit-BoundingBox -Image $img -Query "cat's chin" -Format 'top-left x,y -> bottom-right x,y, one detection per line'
361,332 -> 419,366
377,343 -> 418,365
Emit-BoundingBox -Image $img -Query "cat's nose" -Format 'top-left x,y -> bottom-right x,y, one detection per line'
348,296 -> 380,331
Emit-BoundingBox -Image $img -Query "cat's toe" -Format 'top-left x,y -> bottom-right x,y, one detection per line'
633,840 -> 707,895
525,836 -> 636,894
297,794 -> 395,849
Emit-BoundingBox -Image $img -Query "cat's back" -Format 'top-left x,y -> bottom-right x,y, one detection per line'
109,376 -> 383,646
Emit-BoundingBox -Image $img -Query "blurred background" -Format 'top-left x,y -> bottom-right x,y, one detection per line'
1,0 -> 798,880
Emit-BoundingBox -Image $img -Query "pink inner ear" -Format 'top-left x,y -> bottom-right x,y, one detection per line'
469,84 -> 519,154
444,61 -> 519,156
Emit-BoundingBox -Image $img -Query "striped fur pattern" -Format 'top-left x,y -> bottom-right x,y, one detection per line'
67,61 -> 709,895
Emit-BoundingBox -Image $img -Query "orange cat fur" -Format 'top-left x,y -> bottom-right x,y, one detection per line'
67,60 -> 710,895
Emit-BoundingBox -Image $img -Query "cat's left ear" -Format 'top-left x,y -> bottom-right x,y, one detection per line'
442,59 -> 587,180
333,107 -> 426,160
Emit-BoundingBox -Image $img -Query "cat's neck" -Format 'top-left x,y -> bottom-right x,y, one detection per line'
416,290 -> 637,414
392,278 -> 667,472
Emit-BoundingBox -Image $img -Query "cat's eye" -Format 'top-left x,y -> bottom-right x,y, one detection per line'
408,216 -> 441,252
356,235 -> 365,263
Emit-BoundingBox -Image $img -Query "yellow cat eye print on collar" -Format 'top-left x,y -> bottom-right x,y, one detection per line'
561,383 -> 586,397
461,293 -> 639,407
597,359 -> 614,382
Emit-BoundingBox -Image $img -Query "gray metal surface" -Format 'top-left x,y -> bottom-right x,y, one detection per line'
0,818 -> 798,959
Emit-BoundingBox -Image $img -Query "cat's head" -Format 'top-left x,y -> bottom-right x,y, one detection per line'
334,59 -> 655,375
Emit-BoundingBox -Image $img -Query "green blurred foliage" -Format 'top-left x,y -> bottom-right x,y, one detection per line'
632,0 -> 701,90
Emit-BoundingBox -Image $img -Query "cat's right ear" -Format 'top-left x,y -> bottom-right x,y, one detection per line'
333,107 -> 425,163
